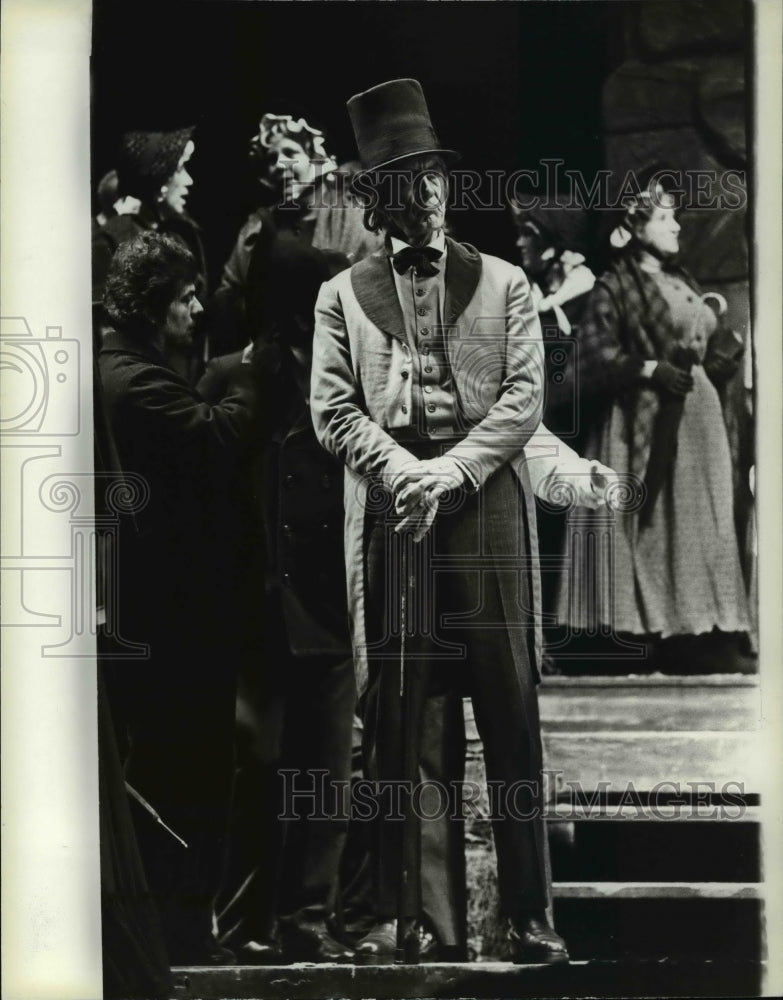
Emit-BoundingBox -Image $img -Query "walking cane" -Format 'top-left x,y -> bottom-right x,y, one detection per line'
395,531 -> 419,964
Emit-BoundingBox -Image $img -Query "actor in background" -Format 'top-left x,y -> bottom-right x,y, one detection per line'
93,127 -> 208,380
311,78 -> 569,965
200,239 -> 357,964
210,108 -> 383,356
556,170 -> 754,674
510,200 -> 596,442
99,231 -> 255,965
511,200 -> 596,645
94,347 -> 172,998
92,168 -> 141,234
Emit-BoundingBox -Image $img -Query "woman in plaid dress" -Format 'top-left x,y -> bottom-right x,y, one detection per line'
555,177 -> 752,672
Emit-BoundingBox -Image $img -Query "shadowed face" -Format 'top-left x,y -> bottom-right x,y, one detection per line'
382,155 -> 448,247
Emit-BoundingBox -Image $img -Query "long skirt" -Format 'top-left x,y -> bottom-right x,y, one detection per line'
556,366 -> 751,638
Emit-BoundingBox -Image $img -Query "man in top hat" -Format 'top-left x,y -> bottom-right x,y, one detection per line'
310,78 -> 570,964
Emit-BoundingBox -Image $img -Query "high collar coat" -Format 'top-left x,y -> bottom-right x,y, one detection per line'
310,237 -> 546,695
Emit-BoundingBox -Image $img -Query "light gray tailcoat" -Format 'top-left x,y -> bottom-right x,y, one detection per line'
310,237 -> 546,696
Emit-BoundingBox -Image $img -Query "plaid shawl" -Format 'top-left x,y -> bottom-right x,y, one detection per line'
575,252 -> 699,484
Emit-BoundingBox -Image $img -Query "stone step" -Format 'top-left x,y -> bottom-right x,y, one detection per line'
468,821 -> 759,882
170,958 -> 763,999
541,730 -> 761,792
464,729 -> 760,795
538,675 -> 760,732
545,802 -> 760,821
466,675 -> 761,793
552,881 -> 761,899
545,809 -> 759,882
539,675 -> 759,687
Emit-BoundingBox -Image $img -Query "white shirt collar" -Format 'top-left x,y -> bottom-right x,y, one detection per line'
389,230 -> 446,256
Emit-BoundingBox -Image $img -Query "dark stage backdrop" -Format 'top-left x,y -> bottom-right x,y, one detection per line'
91,0 -> 619,285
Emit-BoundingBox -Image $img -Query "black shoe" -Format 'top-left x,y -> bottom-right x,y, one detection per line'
355,919 -> 396,964
509,915 -> 569,965
169,934 -> 236,966
355,919 -> 420,965
281,921 -> 354,964
235,939 -> 283,965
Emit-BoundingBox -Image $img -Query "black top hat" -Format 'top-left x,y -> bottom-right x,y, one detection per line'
347,78 -> 459,183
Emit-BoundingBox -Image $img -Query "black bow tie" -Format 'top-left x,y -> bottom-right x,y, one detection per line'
391,244 -> 443,277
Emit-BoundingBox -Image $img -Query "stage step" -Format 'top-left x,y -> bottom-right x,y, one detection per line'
545,802 -> 760,821
539,674 -> 760,732
462,674 -> 763,961
552,880 -> 761,899
170,958 -> 764,1000
542,730 -> 760,791
536,674 -> 761,793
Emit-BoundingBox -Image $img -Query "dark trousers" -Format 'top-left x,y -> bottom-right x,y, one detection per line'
98,666 -> 173,998
361,464 -> 550,926
103,631 -> 238,956
340,695 -> 467,951
217,651 -> 356,944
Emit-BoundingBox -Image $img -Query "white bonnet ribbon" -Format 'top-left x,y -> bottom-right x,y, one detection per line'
113,195 -> 141,216
610,224 -> 632,249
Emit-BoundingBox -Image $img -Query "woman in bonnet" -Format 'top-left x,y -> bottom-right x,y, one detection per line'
211,108 -> 382,355
92,127 -> 207,379
556,167 -> 753,673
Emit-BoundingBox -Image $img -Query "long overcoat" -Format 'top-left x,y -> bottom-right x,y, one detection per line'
98,329 -> 253,653
310,238 -> 546,696
198,347 -> 351,658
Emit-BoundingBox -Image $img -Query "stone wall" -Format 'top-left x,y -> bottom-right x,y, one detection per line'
602,0 -> 754,585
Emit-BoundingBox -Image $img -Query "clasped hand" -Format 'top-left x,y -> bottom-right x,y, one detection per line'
391,457 -> 465,542
651,360 -> 694,398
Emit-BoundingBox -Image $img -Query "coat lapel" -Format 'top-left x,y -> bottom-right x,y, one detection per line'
350,238 -> 482,342
350,249 -> 407,344
444,237 -> 482,328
